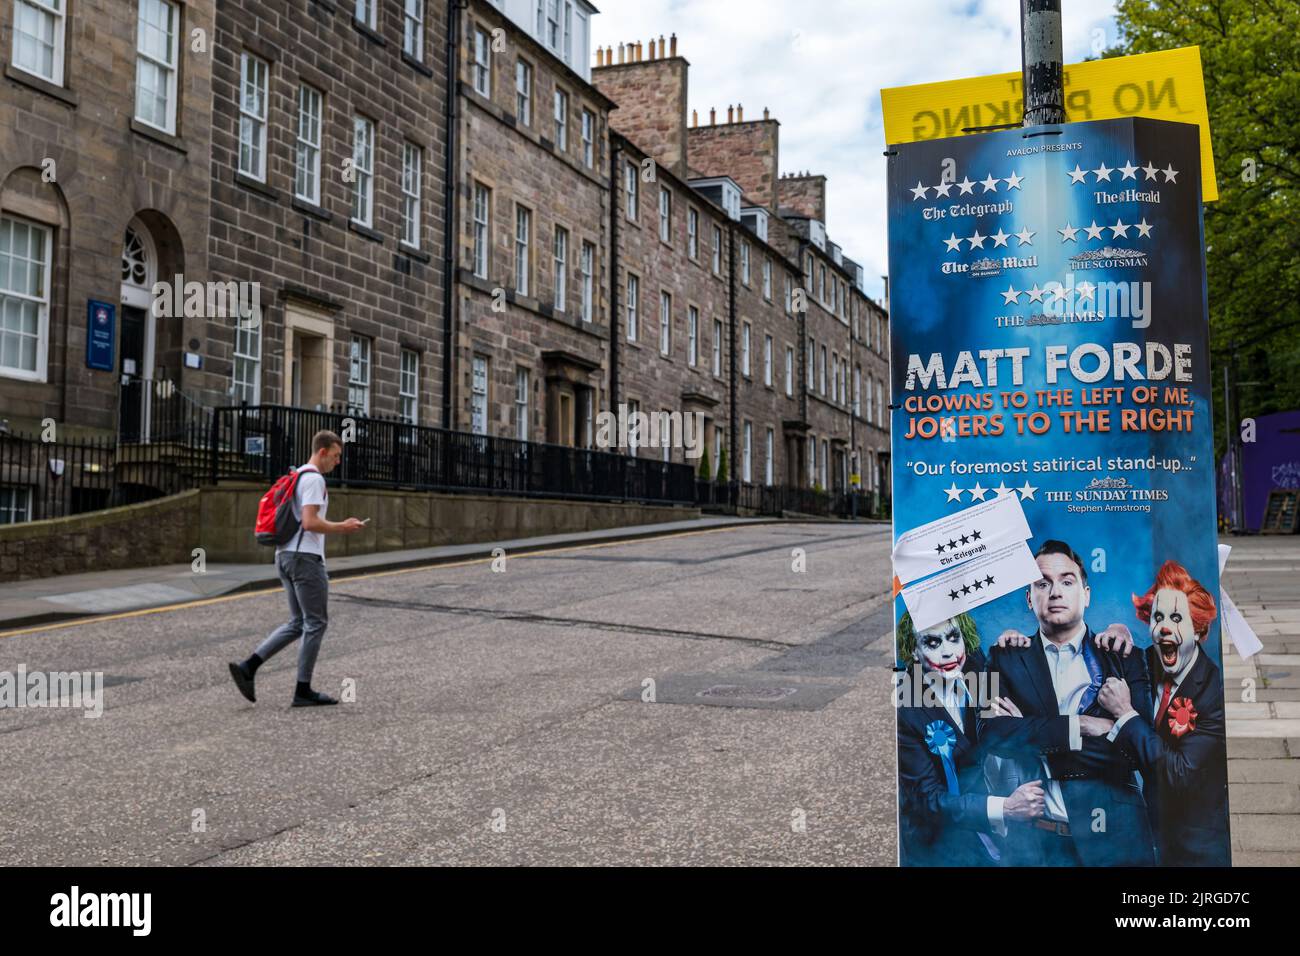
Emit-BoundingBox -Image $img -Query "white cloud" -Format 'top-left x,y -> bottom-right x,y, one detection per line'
593,0 -> 1118,299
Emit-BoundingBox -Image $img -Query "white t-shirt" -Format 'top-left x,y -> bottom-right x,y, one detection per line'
276,465 -> 328,561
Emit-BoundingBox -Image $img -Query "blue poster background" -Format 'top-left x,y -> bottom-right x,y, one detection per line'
888,117 -> 1229,868
888,118 -> 1219,662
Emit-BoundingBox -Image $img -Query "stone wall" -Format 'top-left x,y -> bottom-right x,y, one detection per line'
0,487 -> 698,582
0,490 -> 201,582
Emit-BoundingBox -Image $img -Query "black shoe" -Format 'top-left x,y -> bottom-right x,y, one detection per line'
228,662 -> 256,703
291,689 -> 339,707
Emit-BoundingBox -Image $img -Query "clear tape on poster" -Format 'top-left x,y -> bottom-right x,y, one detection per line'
900,539 -> 1042,632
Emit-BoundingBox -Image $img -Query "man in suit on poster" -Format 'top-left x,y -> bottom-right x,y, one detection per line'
979,539 -> 1155,866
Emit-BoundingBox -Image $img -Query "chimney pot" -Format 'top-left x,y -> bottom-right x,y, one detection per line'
763,107 -> 770,120
710,107 -> 716,125
637,41 -> 644,61
618,42 -> 625,64
737,104 -> 744,122
692,108 -> 698,127
596,47 -> 604,67
727,105 -> 734,123
670,33 -> 677,57
658,35 -> 665,58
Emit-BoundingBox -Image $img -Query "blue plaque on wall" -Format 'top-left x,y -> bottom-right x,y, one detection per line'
86,300 -> 116,371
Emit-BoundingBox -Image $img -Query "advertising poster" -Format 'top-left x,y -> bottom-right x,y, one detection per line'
887,118 -> 1231,867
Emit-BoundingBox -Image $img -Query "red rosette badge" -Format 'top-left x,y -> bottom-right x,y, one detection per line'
1166,697 -> 1198,738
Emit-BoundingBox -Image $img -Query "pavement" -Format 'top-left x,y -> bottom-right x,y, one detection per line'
0,516 -> 790,633
1219,534 -> 1300,866
0,522 -> 1294,866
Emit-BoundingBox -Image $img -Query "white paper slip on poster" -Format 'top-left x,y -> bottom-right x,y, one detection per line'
891,493 -> 1033,586
900,539 -> 1042,632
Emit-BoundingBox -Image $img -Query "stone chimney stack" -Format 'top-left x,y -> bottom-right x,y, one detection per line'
687,106 -> 782,210
591,33 -> 691,180
776,171 -> 828,222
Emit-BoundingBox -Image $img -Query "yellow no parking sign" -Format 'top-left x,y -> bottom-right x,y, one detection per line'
881,46 -> 1217,200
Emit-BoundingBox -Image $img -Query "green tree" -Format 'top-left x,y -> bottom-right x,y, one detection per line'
1110,0 -> 1300,453
698,445 -> 712,480
717,446 -> 729,484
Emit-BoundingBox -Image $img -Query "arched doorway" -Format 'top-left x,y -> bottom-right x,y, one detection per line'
119,219 -> 158,441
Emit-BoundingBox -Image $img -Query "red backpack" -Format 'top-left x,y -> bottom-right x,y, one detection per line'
253,466 -> 319,547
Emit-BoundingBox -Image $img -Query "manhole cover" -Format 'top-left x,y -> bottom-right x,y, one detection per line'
697,684 -> 798,701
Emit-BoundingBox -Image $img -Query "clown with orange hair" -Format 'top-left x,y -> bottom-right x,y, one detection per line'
1097,560 -> 1231,866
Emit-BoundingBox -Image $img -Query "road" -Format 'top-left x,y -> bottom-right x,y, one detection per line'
0,522 -> 899,866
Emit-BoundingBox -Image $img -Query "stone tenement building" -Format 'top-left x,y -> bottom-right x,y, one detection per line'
0,0 -> 216,436
452,0 -> 612,443
0,0 -> 888,527
591,37 -> 890,494
204,0 -> 449,423
453,4 -> 890,494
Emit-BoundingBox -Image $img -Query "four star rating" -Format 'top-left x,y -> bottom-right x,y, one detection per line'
1001,281 -> 1097,305
944,481 -> 1037,502
1058,218 -> 1155,242
934,528 -> 983,554
943,226 -> 1034,252
948,575 -> 997,601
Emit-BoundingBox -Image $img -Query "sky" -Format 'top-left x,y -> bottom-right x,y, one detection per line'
591,0 -> 1120,301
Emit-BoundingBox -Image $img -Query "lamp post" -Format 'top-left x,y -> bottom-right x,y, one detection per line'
1021,0 -> 1067,126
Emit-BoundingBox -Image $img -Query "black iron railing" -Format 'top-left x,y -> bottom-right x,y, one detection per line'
0,430 -> 187,523
695,479 -> 890,519
118,379 -> 214,446
209,405 -> 697,505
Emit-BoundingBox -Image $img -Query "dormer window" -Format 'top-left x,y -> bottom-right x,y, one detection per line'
809,219 -> 827,250
689,177 -> 742,222
741,206 -> 769,242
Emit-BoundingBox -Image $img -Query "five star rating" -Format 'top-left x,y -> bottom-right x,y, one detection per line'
944,481 -> 1037,503
1066,160 -> 1179,184
912,171 -> 1023,200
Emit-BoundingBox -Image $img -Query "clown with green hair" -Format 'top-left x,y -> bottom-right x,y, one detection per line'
896,610 -> 981,672
895,610 -> 1047,866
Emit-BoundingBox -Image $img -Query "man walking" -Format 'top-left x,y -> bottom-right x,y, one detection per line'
228,430 -> 364,707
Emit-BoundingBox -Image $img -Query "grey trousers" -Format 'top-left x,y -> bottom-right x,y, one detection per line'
254,551 -> 329,684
